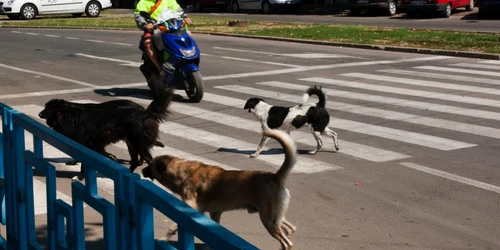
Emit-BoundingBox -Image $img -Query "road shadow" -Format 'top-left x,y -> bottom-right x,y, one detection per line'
32,223 -> 106,249
93,87 -> 190,103
461,11 -> 500,20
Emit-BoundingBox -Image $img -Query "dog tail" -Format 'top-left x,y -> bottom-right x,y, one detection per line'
302,85 -> 326,108
145,73 -> 174,123
265,129 -> 297,186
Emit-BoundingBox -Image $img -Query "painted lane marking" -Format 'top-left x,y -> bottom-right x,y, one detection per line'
400,162 -> 500,194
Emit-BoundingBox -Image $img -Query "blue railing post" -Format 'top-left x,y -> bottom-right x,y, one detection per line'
3,109 -> 19,250
136,183 -> 154,250
178,227 -> 195,250
124,173 -> 140,250
12,113 -> 28,250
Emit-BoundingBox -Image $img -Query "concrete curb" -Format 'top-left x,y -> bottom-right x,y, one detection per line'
1,25 -> 499,60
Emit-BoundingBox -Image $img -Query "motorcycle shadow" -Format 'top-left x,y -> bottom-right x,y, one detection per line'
93,87 -> 191,103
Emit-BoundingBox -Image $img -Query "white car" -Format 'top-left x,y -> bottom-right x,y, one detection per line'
0,0 -> 112,20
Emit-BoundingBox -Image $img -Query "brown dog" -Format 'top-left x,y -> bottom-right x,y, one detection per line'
142,129 -> 298,250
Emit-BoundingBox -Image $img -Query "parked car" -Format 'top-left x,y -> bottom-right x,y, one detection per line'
229,0 -> 302,14
477,0 -> 500,18
187,0 -> 230,12
0,0 -> 111,20
348,0 -> 401,16
399,0 -> 475,17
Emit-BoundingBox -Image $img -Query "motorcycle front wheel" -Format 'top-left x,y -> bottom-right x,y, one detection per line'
184,71 -> 204,103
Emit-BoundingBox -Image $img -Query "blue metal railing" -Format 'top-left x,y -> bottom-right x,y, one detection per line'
0,102 -> 259,250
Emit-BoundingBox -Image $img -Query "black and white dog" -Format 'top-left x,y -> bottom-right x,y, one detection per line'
243,85 -> 340,158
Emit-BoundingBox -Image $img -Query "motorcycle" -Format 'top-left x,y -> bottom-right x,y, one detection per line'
138,10 -> 204,103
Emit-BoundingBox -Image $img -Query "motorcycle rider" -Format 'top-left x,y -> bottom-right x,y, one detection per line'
134,0 -> 192,89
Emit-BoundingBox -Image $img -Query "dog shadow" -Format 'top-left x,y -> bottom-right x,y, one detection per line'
217,147 -> 316,156
94,87 -> 192,103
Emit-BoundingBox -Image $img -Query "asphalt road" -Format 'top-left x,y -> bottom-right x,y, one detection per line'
188,8 -> 500,33
1,28 -> 500,250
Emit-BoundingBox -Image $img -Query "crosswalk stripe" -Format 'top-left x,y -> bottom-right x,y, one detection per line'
377,69 -> 500,86
123,95 -> 410,163
451,63 -> 500,71
340,73 -> 500,96
400,162 -> 500,194
414,66 -> 500,77
159,122 -> 341,173
215,85 -> 476,151
254,81 -> 500,139
301,77 -> 500,108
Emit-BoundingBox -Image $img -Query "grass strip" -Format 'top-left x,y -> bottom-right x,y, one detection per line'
1,15 -> 499,54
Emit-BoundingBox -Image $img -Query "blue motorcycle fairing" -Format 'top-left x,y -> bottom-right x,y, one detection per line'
161,31 -> 201,64
180,63 -> 199,72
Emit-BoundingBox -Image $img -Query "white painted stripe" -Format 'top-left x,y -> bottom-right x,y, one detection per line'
400,162 -> 500,194
219,56 -> 304,68
161,122 -> 340,173
11,31 -> 22,33
414,66 -> 500,77
65,37 -> 79,40
0,82 -> 146,100
85,39 -> 105,43
341,73 -> 500,96
378,69 -> 500,86
301,77 -> 500,108
109,42 -> 133,46
215,85 -> 476,151
25,32 -> 38,35
477,60 -> 500,65
0,63 -> 97,88
451,63 -> 500,71
212,47 -> 357,58
75,53 -> 141,67
44,34 -> 60,38
256,81 -> 500,139
124,95 -> 409,163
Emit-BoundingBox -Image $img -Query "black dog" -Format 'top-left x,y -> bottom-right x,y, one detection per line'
39,74 -> 174,181
55,99 -> 166,166
244,85 -> 340,158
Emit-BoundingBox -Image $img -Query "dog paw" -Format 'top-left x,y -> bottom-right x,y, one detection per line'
249,154 -> 258,158
307,150 -> 318,155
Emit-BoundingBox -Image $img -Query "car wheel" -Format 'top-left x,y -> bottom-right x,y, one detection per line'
85,1 -> 101,17
442,2 -> 451,17
20,4 -> 37,20
387,0 -> 397,15
261,0 -> 271,14
231,0 -> 239,12
465,0 -> 473,11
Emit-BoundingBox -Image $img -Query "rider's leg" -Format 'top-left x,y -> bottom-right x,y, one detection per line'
152,30 -> 176,90
143,30 -> 162,73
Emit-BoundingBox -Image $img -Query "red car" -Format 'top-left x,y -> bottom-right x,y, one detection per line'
400,0 -> 475,17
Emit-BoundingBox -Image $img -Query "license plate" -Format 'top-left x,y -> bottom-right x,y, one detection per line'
358,0 -> 369,3
411,0 -> 425,4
